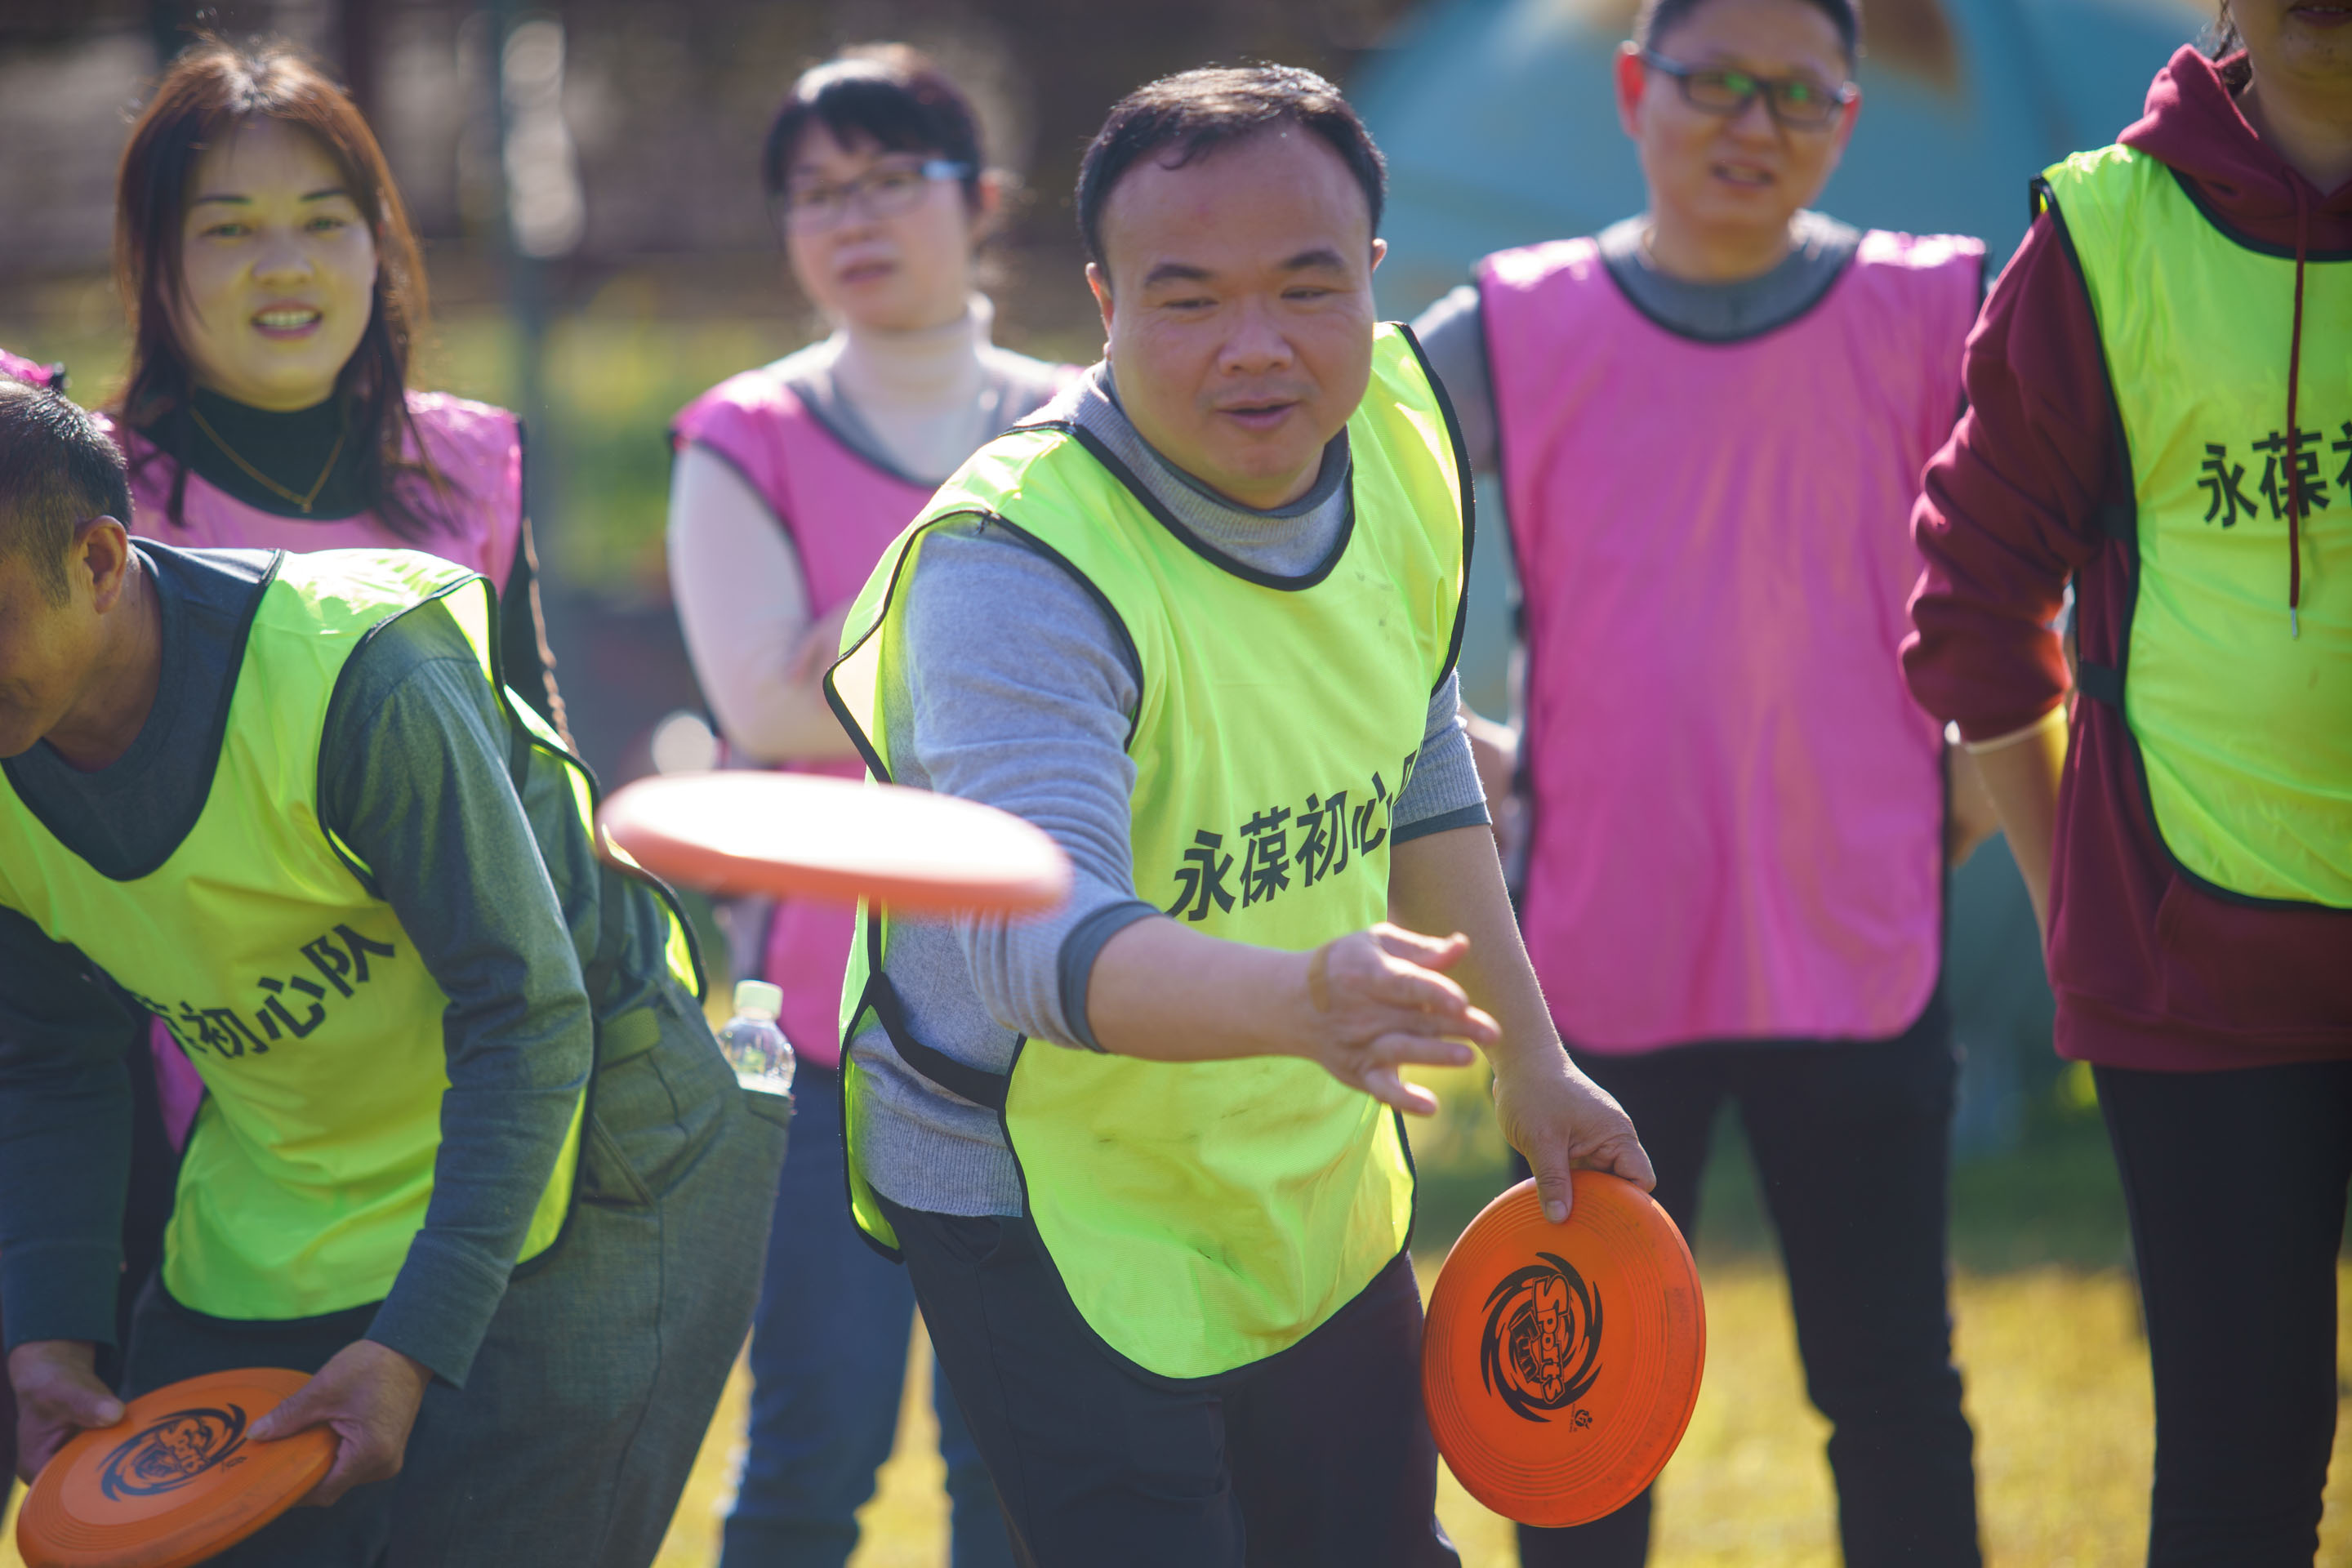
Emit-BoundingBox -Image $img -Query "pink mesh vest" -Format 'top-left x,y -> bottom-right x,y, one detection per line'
674,361 -> 1072,1065
101,392 -> 523,580
1,349 -> 61,389
98,391 -> 525,1143
1481,231 -> 1981,1053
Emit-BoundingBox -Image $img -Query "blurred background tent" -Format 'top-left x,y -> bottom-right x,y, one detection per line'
1360,0 -> 2215,316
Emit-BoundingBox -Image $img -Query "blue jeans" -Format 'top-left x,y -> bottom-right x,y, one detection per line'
722,1063 -> 1013,1568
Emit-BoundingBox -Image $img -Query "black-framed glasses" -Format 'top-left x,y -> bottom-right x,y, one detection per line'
779,157 -> 972,231
1639,51 -> 1855,129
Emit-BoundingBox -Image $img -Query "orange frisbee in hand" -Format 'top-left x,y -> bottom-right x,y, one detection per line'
1422,1174 -> 1705,1527
17,1369 -> 336,1568
597,771 -> 1071,916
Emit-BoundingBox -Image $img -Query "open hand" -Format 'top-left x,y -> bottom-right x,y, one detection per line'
9,1339 -> 123,1483
1294,924 -> 1498,1116
248,1339 -> 430,1508
1492,1054 -> 1655,1224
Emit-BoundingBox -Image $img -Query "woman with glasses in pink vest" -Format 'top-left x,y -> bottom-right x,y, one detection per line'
666,46 -> 1070,1568
1414,1 -> 1991,1563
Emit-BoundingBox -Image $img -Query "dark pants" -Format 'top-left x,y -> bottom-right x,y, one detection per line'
722,1064 -> 1012,1568
1520,1020 -> 1980,1568
880,1196 -> 1461,1568
2096,1058 -> 2352,1567
121,993 -> 790,1568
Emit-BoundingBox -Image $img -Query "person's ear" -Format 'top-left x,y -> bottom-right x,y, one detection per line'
74,516 -> 134,613
1370,236 -> 1388,274
1087,261 -> 1115,343
1615,42 -> 1650,140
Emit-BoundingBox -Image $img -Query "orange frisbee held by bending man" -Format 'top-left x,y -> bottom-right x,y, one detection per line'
1423,1173 -> 1706,1527
17,1370 -> 336,1568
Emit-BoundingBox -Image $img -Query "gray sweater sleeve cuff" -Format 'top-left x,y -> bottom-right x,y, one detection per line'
1395,803 -> 1491,845
1394,670 -> 1489,837
1056,899 -> 1162,1052
365,1232 -> 514,1386
2,1240 -> 124,1353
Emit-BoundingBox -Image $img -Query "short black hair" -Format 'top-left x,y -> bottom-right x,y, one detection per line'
0,379 -> 130,606
1636,0 -> 1861,65
762,44 -> 986,208
1076,65 -> 1387,270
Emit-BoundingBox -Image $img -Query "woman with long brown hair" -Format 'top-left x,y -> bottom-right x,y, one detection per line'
98,38 -> 563,1159
0,39 -> 783,1566
104,36 -> 556,727
667,46 -> 1062,1567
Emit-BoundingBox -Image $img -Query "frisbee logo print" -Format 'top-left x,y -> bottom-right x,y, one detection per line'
1480,1253 -> 1603,1423
98,1404 -> 252,1500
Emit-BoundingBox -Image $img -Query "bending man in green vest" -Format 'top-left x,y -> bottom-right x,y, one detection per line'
822,66 -> 1654,1566
0,378 -> 789,1567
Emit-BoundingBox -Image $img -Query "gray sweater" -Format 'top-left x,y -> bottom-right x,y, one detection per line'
849,363 -> 1487,1218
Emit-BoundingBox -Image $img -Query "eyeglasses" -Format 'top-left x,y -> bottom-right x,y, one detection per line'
1639,51 -> 1855,130
779,158 -> 972,231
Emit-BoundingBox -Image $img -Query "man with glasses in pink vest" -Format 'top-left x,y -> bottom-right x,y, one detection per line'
1414,1 -> 1991,1564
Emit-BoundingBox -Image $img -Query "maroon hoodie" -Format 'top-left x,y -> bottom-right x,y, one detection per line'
1903,47 -> 2352,1073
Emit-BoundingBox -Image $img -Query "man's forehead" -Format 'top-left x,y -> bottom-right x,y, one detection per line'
1102,126 -> 1371,275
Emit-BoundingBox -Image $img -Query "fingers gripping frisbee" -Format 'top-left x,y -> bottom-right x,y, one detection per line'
1422,1173 -> 1705,1527
17,1369 -> 336,1568
597,771 -> 1071,916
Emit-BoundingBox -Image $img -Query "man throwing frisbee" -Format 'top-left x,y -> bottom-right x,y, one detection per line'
0,380 -> 787,1567
824,65 -> 1652,1566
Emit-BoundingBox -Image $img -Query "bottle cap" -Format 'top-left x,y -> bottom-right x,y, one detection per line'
732,979 -> 784,1020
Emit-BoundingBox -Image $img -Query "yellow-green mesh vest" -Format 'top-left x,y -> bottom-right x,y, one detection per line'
826,324 -> 1469,1380
0,549 -> 684,1320
2040,146 -> 2350,906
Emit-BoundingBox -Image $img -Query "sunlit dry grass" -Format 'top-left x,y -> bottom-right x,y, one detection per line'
623,1263 -> 2352,1568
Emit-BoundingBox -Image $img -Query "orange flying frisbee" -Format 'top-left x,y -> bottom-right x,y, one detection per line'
597,771 -> 1071,916
17,1369 -> 336,1568
1422,1173 -> 1705,1527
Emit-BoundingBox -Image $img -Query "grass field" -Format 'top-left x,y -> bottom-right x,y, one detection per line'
10,1258 -> 2350,1568
630,1262 -> 2352,1568
7,1067 -> 2350,1567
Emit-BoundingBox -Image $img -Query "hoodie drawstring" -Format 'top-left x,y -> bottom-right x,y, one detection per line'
2285,181 -> 2310,639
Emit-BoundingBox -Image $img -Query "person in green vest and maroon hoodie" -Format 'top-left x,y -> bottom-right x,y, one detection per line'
1904,6 -> 2350,1561
0,380 -> 788,1567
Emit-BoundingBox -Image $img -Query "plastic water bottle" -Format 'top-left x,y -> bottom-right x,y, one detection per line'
718,979 -> 795,1100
